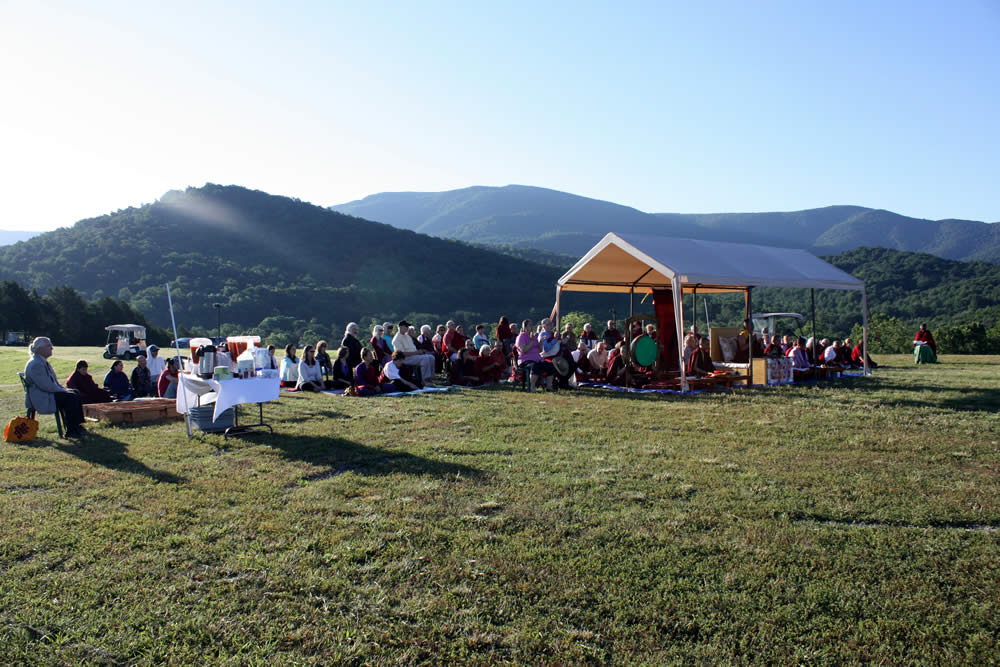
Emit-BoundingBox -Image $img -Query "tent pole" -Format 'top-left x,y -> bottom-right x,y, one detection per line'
862,287 -> 870,376
627,286 -> 634,388
746,287 -> 753,386
166,283 -> 192,439
554,286 -> 562,332
692,288 -> 697,336
811,288 -> 817,364
674,278 -> 687,392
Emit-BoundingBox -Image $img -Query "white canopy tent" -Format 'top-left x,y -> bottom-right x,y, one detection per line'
554,233 -> 869,391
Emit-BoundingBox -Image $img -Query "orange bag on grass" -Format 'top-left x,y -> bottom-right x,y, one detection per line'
4,416 -> 39,442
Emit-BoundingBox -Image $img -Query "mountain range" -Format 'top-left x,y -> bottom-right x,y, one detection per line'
331,185 -> 1000,262
1,184 -> 997,346
0,185 -> 581,336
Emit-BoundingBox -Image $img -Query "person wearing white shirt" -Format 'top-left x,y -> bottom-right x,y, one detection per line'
587,341 -> 609,378
392,321 -> 436,386
146,344 -> 166,380
280,344 -> 299,387
823,340 -> 844,366
381,351 -> 419,392
296,345 -> 324,392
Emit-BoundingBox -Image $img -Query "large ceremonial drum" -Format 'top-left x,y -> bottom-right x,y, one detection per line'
631,334 -> 657,367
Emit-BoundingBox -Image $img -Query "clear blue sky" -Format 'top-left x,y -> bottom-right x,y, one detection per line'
3,1 -> 998,231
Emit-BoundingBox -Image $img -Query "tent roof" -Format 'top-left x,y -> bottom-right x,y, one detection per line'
557,233 -> 864,293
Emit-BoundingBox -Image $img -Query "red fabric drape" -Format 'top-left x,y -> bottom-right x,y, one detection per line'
652,290 -> 679,371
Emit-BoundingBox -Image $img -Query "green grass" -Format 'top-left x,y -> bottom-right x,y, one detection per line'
1,349 -> 998,663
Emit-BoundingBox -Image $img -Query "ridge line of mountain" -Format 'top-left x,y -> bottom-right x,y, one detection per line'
330,184 -> 1000,263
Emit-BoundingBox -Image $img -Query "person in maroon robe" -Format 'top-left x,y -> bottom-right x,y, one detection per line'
451,344 -> 480,385
606,341 -> 651,386
851,341 -> 878,369
65,360 -> 112,404
762,335 -> 782,357
475,343 -> 505,384
572,341 -> 594,381
914,323 -> 937,355
353,348 -> 387,396
606,341 -> 627,385
496,316 -> 514,359
841,338 -> 858,367
442,320 -> 467,362
370,324 -> 392,366
686,337 -> 716,377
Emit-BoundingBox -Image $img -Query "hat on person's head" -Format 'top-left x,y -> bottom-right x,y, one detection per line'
148,344 -> 158,352
398,320 -> 412,328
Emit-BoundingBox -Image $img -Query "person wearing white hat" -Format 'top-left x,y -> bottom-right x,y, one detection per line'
23,337 -> 87,437
146,344 -> 166,380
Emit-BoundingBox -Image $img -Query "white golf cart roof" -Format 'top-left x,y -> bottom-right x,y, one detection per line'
751,313 -> 805,320
105,324 -> 147,335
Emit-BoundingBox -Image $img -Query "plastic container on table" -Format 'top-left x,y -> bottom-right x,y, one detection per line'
251,346 -> 271,370
189,337 -> 212,363
226,336 -> 261,362
236,348 -> 255,378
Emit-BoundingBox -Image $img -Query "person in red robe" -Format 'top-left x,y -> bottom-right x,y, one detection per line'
475,343 -> 506,384
496,316 -> 514,360
65,360 -> 113,404
762,335 -> 782,357
914,323 -> 936,355
442,320 -> 467,362
370,324 -> 392,366
353,348 -> 388,396
686,337 -> 716,377
451,343 -> 481,385
850,341 -> 878,369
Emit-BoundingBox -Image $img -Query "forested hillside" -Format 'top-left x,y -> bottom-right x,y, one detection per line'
0,185 -> 599,342
332,185 -> 1000,262
4,184 -> 998,351
0,281 -> 171,346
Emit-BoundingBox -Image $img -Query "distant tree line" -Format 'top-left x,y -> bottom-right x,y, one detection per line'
0,280 -> 172,347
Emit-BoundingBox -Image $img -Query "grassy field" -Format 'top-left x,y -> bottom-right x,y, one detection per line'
1,347 -> 998,664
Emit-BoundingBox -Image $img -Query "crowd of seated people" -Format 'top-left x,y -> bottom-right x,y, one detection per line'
31,316 -> 881,421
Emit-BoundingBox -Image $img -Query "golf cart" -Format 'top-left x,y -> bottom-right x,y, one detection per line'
103,324 -> 147,360
751,313 -> 806,338
6,331 -> 27,346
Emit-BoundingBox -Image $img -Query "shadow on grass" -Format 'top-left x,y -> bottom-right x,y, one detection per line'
260,432 -> 484,480
881,386 -> 1000,412
35,433 -> 185,484
792,375 -> 1000,413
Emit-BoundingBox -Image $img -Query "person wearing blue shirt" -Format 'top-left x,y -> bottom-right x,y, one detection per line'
103,360 -> 133,400
472,324 -> 491,351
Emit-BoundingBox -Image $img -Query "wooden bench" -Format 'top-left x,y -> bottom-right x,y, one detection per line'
83,398 -> 182,424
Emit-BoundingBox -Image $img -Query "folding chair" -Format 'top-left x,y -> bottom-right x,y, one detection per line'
17,372 -> 63,438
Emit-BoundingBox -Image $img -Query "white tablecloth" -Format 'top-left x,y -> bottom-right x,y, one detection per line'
177,374 -> 281,422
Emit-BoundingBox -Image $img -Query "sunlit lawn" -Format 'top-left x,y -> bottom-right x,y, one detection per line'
1,348 -> 998,663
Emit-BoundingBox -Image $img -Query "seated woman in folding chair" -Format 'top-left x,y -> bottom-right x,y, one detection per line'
23,337 -> 87,438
